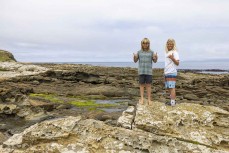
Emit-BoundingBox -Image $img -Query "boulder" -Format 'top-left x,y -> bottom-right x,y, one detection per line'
117,106 -> 135,129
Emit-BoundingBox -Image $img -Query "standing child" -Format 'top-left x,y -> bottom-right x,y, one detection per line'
133,38 -> 158,105
164,38 -> 180,106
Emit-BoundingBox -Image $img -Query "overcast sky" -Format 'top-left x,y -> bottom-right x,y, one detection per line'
0,0 -> 228,62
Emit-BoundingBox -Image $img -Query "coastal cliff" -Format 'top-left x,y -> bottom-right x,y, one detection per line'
0,50 -> 17,62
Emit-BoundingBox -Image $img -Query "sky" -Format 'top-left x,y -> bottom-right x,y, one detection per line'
0,0 -> 229,62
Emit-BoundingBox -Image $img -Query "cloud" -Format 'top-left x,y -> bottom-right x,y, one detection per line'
0,0 -> 229,62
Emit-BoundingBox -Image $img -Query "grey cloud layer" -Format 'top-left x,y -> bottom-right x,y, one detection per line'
0,0 -> 228,62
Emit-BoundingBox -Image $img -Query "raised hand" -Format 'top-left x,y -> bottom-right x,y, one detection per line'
133,53 -> 138,63
133,53 -> 137,58
168,53 -> 174,60
153,52 -> 158,60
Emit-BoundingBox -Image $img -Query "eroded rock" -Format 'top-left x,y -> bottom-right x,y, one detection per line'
0,104 -> 17,114
117,106 -> 135,129
1,116 -> 228,153
134,102 -> 229,150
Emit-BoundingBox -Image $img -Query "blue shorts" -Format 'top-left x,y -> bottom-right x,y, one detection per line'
165,73 -> 177,89
139,75 -> 152,84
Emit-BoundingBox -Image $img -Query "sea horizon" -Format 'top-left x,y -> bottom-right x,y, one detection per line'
29,61 -> 229,72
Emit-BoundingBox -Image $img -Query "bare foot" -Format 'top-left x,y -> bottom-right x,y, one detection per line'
139,99 -> 144,105
148,100 -> 153,106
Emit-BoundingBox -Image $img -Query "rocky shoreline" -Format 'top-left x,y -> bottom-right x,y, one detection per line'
0,61 -> 228,152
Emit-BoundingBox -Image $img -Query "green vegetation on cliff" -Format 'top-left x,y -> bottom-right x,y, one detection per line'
0,50 -> 17,62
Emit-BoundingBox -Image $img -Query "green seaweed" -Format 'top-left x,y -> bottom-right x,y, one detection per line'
66,94 -> 107,100
70,100 -> 116,107
30,93 -> 118,110
29,93 -> 63,103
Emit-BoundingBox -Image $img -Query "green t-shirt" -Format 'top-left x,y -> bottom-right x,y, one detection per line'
137,50 -> 154,75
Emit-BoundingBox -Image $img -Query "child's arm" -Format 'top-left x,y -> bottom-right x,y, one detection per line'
133,53 -> 139,63
168,53 -> 179,66
152,52 -> 158,63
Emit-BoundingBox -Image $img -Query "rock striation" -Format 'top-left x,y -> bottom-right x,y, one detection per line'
119,102 -> 229,152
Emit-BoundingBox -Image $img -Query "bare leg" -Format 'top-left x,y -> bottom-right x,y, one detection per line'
146,84 -> 152,105
170,88 -> 176,100
139,84 -> 145,104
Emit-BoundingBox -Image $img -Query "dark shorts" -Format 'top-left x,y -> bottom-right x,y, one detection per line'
139,75 -> 152,84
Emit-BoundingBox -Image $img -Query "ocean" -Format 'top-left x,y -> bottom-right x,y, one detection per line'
61,61 -> 229,71
49,61 -> 228,74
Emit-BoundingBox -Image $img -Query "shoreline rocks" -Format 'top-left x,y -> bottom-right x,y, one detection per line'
1,111 -> 228,153
0,62 -> 49,78
118,102 -> 229,152
0,60 -> 228,152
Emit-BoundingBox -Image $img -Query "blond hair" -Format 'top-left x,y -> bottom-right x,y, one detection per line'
141,38 -> 150,51
165,38 -> 177,53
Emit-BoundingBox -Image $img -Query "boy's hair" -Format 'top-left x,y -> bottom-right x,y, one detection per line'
141,38 -> 150,51
165,38 -> 177,53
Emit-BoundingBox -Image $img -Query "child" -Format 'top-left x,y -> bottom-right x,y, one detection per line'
133,38 -> 158,105
164,38 -> 180,106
